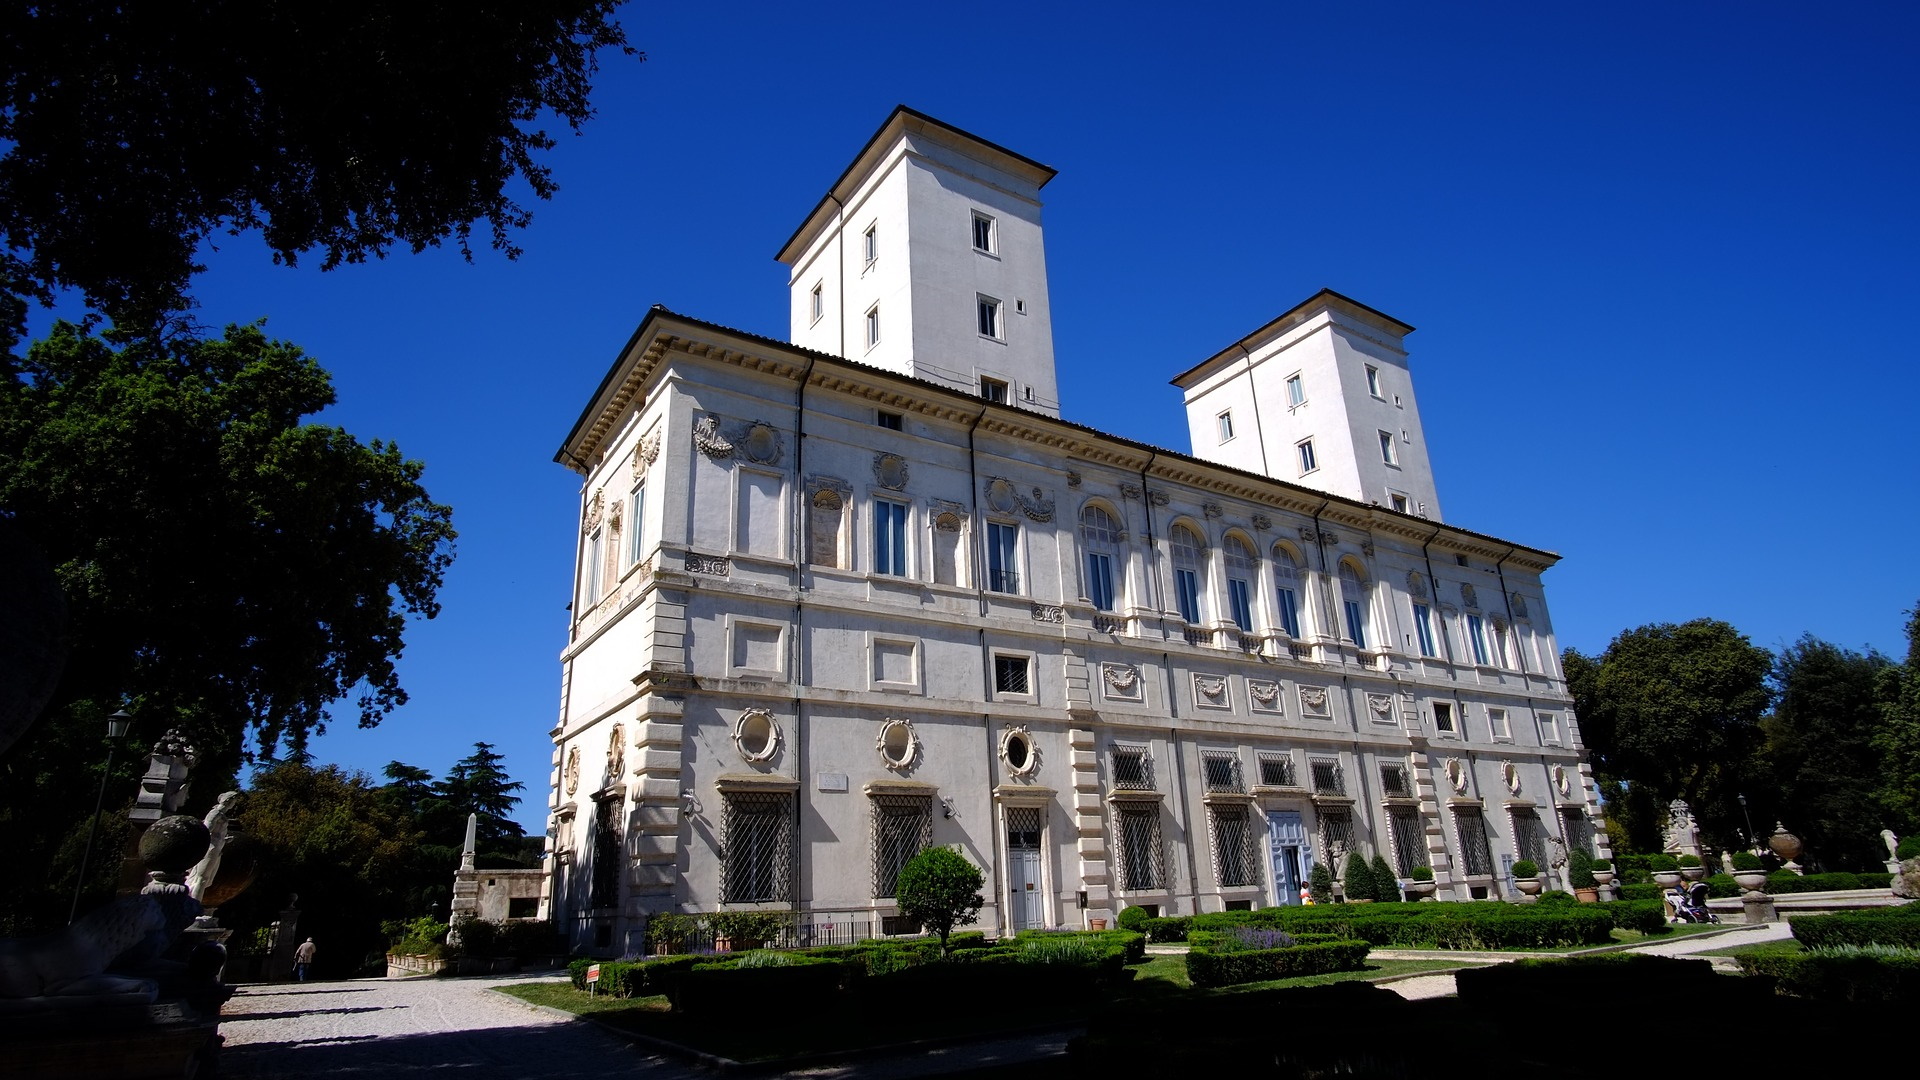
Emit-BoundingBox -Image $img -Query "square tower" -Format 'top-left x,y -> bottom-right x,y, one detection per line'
776,107 -> 1063,416
1172,289 -> 1444,521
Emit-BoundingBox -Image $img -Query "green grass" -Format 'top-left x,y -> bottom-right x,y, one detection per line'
1693,938 -> 1804,960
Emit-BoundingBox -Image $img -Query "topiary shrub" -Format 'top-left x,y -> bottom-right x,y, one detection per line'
894,846 -> 985,956
1342,852 -> 1374,902
1678,854 -> 1702,869
1731,851 -> 1765,871
1590,858 -> 1612,872
1411,865 -> 1434,882
1647,853 -> 1679,872
1371,855 -> 1400,903
1899,836 -> 1920,861
1568,848 -> 1595,889
1185,937 -> 1371,988
1512,860 -> 1539,879
1309,863 -> 1335,904
1117,905 -> 1153,932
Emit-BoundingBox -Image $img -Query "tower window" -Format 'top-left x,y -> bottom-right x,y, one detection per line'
1217,410 -> 1234,442
809,282 -> 823,324
865,304 -> 880,348
1366,365 -> 1382,399
977,295 -> 1002,339
1286,374 -> 1305,407
980,377 -> 1009,403
972,211 -> 996,254
1297,439 -> 1318,475
1379,430 -> 1398,466
863,224 -> 878,266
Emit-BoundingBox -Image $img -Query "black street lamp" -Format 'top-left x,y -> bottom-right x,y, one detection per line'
69,709 -> 133,924
1737,793 -> 1756,851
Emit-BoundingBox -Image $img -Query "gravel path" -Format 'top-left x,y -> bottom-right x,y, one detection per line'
217,974 -> 690,1079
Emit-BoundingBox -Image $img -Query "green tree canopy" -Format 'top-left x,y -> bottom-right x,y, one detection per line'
438,742 -> 529,862
1874,602 -> 1920,837
1759,636 -> 1892,870
893,847 -> 984,956
0,2 -> 634,328
1566,619 -> 1773,852
0,320 -> 456,758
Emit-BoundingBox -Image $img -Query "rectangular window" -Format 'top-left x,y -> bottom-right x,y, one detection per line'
1174,565 -> 1201,625
871,795 -> 931,898
977,294 -> 1002,339
1274,568 -> 1301,638
1538,712 -> 1561,745
873,499 -> 908,576
1112,746 -> 1153,790
1433,701 -> 1455,733
1511,808 -> 1549,869
1257,753 -> 1295,787
1491,620 -> 1512,668
993,654 -> 1031,695
1310,758 -> 1344,795
1456,808 -> 1493,877
1390,493 -> 1408,513
1413,603 -> 1437,657
863,224 -> 878,266
1115,803 -> 1163,890
986,521 -> 1019,593
1319,808 -> 1354,862
809,282 -> 823,324
584,527 -> 604,605
1366,364 -> 1382,399
1467,614 -> 1489,665
1488,707 -> 1511,740
1227,577 -> 1254,632
979,376 -> 1008,403
971,211 -> 995,253
1086,551 -> 1116,612
720,791 -> 795,903
865,304 -> 880,348
876,410 -> 902,430
1286,373 -> 1305,407
1211,806 -> 1260,887
1343,598 -> 1368,650
1379,430 -> 1398,465
1202,752 -> 1242,793
1380,763 -> 1410,797
1297,439 -> 1317,475
1389,808 -> 1427,875
1217,410 -> 1234,442
627,481 -> 647,565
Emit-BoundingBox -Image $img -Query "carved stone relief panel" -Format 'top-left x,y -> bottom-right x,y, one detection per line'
1101,662 -> 1143,702
1248,679 -> 1283,715
1299,685 -> 1332,718
1192,673 -> 1231,710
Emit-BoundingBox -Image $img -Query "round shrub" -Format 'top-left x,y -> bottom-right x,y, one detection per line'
1678,854 -> 1702,868
1117,905 -> 1153,932
1899,836 -> 1920,861
1411,866 -> 1434,882
1590,858 -> 1612,871
1647,853 -> 1679,871
1342,852 -> 1374,902
1731,851 -> 1765,871
1512,860 -> 1539,878
1309,863 -> 1335,905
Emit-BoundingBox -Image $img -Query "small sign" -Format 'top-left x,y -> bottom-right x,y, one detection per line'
816,772 -> 849,792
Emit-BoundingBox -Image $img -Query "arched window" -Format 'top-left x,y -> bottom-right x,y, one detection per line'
1080,504 -> 1121,612
1170,524 -> 1204,625
1338,561 -> 1371,650
1223,534 -> 1255,632
1271,544 -> 1303,638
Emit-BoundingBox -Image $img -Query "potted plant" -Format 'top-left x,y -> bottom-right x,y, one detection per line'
1589,857 -> 1615,886
709,910 -> 786,952
1678,853 -> 1706,881
1405,865 -> 1437,899
1647,853 -> 1682,887
1511,860 -> 1543,895
646,912 -> 697,956
1568,849 -> 1599,902
1729,851 -> 1770,894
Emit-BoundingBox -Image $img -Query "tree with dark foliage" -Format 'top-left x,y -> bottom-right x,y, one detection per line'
0,2 -> 635,328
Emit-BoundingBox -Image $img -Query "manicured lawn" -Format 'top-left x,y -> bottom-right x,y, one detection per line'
1693,938 -> 1804,959
494,956 -> 1470,1063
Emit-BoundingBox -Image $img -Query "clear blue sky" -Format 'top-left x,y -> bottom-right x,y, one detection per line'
47,3 -> 1920,830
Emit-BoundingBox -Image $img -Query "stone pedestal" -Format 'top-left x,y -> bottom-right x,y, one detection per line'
1741,892 -> 1777,924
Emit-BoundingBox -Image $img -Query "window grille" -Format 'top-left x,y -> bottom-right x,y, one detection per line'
719,791 -> 794,903
994,656 -> 1030,694
870,795 -> 932,898
1456,808 -> 1493,876
1319,809 -> 1354,864
1111,747 -> 1153,790
1210,806 -> 1261,887
1380,763 -> 1410,797
1114,803 -> 1164,890
1310,758 -> 1344,794
1202,752 -> 1242,793
1389,808 -> 1427,875
1561,808 -> 1595,856
589,795 -> 624,908
1511,808 -> 1549,868
1257,753 -> 1295,787
1006,805 -> 1042,849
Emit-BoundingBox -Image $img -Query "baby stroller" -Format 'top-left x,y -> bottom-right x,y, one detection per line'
1664,880 -> 1718,924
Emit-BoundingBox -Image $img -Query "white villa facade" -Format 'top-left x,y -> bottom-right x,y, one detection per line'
547,108 -> 1604,955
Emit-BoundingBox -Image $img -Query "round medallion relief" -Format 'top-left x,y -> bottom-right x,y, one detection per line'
564,747 -> 581,795
999,726 -> 1040,778
732,708 -> 782,765
877,718 -> 919,772
742,423 -> 781,464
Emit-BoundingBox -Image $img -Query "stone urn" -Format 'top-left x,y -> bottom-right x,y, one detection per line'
1679,861 -> 1707,882
1769,823 -> 1806,875
1514,876 -> 1544,896
1650,870 -> 1683,888
1406,879 -> 1438,900
1732,869 -> 1770,894
1591,868 -> 1616,887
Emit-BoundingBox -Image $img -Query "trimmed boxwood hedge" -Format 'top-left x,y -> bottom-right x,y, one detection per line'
1738,951 -> 1920,1001
1186,938 -> 1371,988
1149,902 -> 1615,950
1790,905 -> 1920,949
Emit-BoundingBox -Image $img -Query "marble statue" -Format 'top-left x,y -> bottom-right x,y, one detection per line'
185,792 -> 239,902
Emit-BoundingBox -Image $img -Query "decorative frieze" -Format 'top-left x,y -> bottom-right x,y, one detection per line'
687,553 -> 731,576
1030,604 -> 1065,624
1101,662 -> 1142,702
1192,673 -> 1229,709
692,413 -> 735,459
1299,685 -> 1332,718
1248,679 -> 1282,714
1252,514 -> 1272,531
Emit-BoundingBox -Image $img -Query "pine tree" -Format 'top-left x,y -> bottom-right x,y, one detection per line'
440,743 -> 528,865
1342,851 -> 1373,902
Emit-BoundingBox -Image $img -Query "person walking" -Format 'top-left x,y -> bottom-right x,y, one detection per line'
293,937 -> 316,982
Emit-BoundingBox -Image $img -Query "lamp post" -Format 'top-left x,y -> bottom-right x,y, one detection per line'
68,709 -> 133,924
1737,793 -> 1757,851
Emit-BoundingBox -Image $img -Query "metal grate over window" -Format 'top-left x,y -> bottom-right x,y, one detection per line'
1114,803 -> 1164,891
719,791 -> 795,903
1111,747 -> 1153,790
1561,808 -> 1595,857
1257,753 -> 1295,787
1511,808 -> 1549,869
1202,752 -> 1242,793
1319,809 -> 1354,864
1456,808 -> 1494,876
1311,759 -> 1344,794
589,794 -> 624,909
994,655 -> 1030,695
870,795 -> 933,898
1210,806 -> 1261,887
1380,764 -> 1410,797
1006,805 -> 1042,849
1389,808 -> 1428,875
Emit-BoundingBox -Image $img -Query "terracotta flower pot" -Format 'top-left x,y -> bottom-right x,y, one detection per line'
1574,887 -> 1600,903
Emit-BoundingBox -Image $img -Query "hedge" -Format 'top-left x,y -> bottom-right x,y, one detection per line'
1738,950 -> 1920,1002
1186,939 -> 1371,988
1790,905 -> 1920,950
1598,899 -> 1671,935
678,956 -> 850,1014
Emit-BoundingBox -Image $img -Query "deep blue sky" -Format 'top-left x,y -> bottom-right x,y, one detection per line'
44,3 -> 1920,828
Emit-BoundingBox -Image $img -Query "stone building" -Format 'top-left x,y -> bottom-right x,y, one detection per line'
546,107 -> 1604,955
